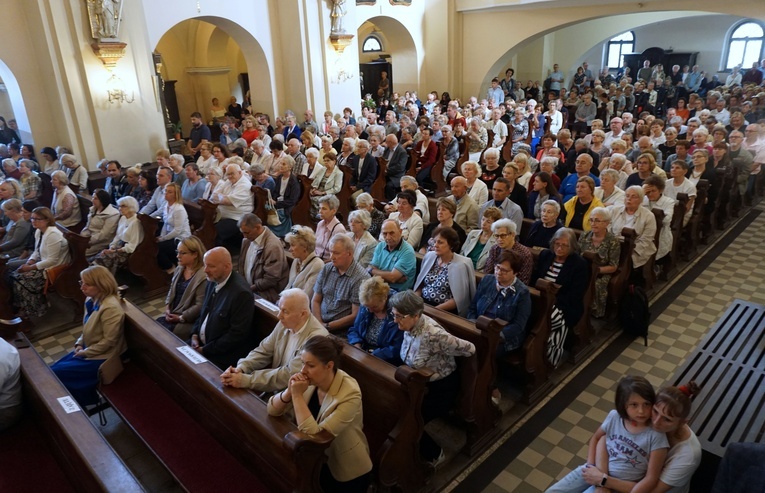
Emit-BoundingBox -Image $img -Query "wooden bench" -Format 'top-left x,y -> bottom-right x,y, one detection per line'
184,198 -> 217,250
422,307 -> 502,455
712,165 -> 735,231
336,165 -> 354,221
606,228 -> 636,319
127,214 -> 168,297
0,257 -> 19,334
111,300 -> 334,493
294,175 -> 315,227
371,156 -> 388,202
670,299 -> 765,493
663,197 -> 687,281
1,334 -> 143,492
49,224 -> 90,322
643,208 -> 664,291
251,295 -> 433,492
252,185 -> 269,224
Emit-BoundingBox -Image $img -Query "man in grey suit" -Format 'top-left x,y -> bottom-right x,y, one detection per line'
190,247 -> 256,370
383,133 -> 408,200
219,289 -> 327,392
237,213 -> 288,303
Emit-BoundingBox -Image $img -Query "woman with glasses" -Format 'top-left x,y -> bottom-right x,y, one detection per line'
156,236 -> 207,340
461,206 -> 501,271
9,207 -> 70,318
561,176 -> 603,232
531,228 -> 589,367
93,196 -> 144,275
482,218 -> 533,286
577,207 -> 620,318
390,290 -> 475,467
51,265 -> 125,406
413,227 -> 475,317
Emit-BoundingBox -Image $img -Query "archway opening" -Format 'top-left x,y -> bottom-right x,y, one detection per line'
154,16 -> 271,139
0,60 -> 32,144
358,16 -> 418,101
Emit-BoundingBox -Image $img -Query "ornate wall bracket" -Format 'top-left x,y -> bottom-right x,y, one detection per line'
91,41 -> 127,71
329,33 -> 354,53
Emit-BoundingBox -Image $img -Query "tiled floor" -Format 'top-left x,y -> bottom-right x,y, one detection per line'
449,205 -> 765,493
29,206 -> 764,492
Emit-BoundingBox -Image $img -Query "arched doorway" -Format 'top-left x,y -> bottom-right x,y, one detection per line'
358,16 -> 418,101
153,16 -> 273,136
0,60 -> 32,144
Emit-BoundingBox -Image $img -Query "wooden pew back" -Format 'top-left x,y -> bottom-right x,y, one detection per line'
184,199 -> 217,250
128,214 -> 167,296
15,335 -> 143,492
52,224 -> 90,322
294,175 -> 315,227
121,301 -> 333,493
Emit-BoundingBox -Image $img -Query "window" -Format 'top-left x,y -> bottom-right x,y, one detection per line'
606,31 -> 635,69
725,21 -> 764,70
362,35 -> 382,53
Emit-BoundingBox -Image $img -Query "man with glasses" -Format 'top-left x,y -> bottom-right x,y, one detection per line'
559,154 -> 600,203
311,234 -> 369,332
368,219 -> 416,292
139,166 -> 172,216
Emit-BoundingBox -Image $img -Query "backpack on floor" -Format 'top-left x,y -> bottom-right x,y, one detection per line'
619,284 -> 649,346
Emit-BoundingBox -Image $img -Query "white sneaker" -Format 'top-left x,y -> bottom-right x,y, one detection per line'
428,449 -> 446,469
491,392 -> 501,407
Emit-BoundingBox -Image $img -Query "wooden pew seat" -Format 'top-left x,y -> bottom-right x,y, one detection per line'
128,214 -> 168,297
4,334 -> 143,493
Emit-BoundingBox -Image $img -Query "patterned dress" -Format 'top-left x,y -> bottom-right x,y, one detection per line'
578,231 -> 621,317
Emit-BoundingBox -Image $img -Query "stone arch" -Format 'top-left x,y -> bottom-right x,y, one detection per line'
151,14 -> 275,119
0,59 -> 32,144
357,16 -> 419,94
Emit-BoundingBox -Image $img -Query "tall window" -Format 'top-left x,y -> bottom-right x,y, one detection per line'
362,35 -> 382,53
606,31 -> 635,69
725,21 -> 764,70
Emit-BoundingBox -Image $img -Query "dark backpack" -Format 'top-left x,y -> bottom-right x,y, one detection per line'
619,284 -> 650,346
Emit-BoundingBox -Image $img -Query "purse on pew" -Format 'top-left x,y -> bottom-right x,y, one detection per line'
265,188 -> 281,226
44,263 -> 70,294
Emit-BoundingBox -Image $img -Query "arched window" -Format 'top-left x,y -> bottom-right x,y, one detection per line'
606,31 -> 635,69
362,35 -> 382,53
725,21 -> 764,70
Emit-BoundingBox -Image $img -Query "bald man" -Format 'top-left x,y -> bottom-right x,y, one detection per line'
190,247 -> 256,369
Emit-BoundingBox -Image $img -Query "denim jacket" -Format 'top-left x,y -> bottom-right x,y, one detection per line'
468,274 -> 531,351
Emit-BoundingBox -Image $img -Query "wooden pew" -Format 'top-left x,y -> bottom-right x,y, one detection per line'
571,251 -> 599,361
336,165 -> 354,221
70,194 -> 92,234
128,214 -> 168,297
252,185 -> 269,224
294,175 -> 315,227
0,257 -> 18,333
454,135 -> 469,177
606,228 -> 636,319
682,179 -> 709,259
663,196 -> 687,281
422,307 -> 502,455
184,198 -> 217,250
479,129 -> 495,165
114,300 -> 334,493
371,157 -> 388,202
643,208 -> 664,291
429,143 -> 447,196
7,334 -> 143,492
50,224 -> 90,322
251,295 -> 432,492
713,165 -> 734,230
406,148 -> 417,177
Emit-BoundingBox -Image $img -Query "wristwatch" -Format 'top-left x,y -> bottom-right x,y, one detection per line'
600,474 -> 608,487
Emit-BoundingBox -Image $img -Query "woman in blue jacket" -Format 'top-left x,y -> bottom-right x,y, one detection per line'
468,250 -> 531,354
346,276 -> 403,365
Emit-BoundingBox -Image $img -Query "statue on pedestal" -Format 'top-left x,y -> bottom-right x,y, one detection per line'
330,0 -> 347,35
87,0 -> 123,40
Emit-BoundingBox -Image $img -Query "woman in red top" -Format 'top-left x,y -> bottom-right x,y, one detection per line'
241,116 -> 259,145
414,127 -> 437,189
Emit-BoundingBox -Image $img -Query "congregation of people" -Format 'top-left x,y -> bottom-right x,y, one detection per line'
2,56 -> 765,492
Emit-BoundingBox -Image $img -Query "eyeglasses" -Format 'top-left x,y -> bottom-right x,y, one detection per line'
391,313 -> 411,321
589,218 -> 606,223
494,265 -> 512,274
177,250 -> 191,256
493,233 -> 510,239
30,217 -> 43,222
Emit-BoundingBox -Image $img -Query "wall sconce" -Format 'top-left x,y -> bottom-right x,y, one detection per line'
106,73 -> 134,104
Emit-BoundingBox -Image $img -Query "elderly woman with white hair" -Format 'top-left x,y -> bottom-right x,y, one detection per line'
50,170 -> 82,228
59,154 -> 88,194
300,147 -> 326,183
466,117 -> 488,162
510,107 -> 529,153
201,166 -> 223,201
347,209 -> 377,268
594,168 -> 625,207
337,137 -> 355,168
609,185 -> 657,287
480,147 -> 502,191
525,199 -> 564,249
285,226 -> 323,301
461,160 -> 488,206
483,218 -> 533,285
93,196 -> 144,275
607,153 -> 630,190
2,159 -> 21,181
577,206 -> 620,318
355,192 -> 385,239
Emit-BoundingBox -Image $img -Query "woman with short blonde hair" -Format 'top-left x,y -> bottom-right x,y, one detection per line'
347,276 -> 404,364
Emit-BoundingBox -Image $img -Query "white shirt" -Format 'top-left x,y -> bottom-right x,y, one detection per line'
467,179 -> 489,207
490,120 -> 508,147
31,227 -> 71,271
0,338 -> 21,411
110,214 -> 144,253
244,230 -> 267,285
159,202 -> 191,242
216,175 -> 254,221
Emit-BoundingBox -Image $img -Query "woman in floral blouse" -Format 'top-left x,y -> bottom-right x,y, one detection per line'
577,207 -> 620,318
390,290 -> 475,467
